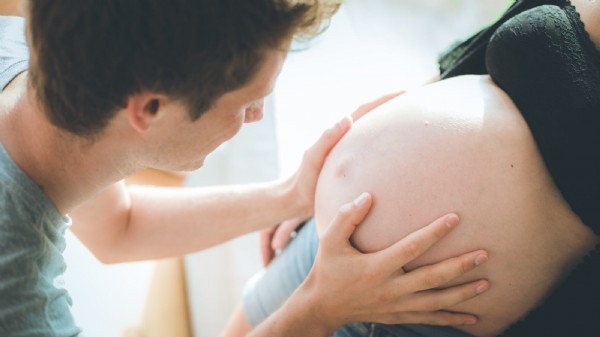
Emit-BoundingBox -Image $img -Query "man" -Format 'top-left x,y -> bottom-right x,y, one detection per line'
0,1 -> 489,336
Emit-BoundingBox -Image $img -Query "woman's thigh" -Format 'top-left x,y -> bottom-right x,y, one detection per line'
242,218 -> 319,326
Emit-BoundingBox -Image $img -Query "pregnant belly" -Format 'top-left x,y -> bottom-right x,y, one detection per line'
314,76 -> 598,337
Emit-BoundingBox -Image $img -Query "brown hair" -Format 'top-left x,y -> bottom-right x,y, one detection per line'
26,0 -> 339,136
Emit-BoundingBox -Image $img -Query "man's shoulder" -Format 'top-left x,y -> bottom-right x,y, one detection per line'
0,144 -> 40,218
0,155 -> 30,222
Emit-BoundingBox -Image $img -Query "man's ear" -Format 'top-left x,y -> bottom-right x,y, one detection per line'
125,92 -> 163,133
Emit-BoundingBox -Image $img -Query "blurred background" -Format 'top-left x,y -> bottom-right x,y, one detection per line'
63,1 -> 512,336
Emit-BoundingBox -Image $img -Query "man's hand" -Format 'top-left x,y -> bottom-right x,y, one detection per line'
259,115 -> 351,265
260,91 -> 405,266
259,216 -> 307,266
301,192 -> 489,330
277,115 -> 353,235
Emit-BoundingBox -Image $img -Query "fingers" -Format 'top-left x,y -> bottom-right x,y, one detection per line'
378,213 -> 460,269
272,217 -> 307,251
303,116 -> 352,169
386,251 -> 489,318
351,91 -> 405,121
410,278 -> 490,313
408,249 -> 489,291
382,277 -> 489,326
320,193 -> 373,251
260,227 -> 277,266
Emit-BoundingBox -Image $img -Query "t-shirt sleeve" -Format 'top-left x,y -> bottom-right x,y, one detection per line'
0,16 -> 29,92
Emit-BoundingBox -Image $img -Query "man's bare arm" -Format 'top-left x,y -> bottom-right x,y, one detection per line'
70,117 -> 353,263
70,179 -> 301,262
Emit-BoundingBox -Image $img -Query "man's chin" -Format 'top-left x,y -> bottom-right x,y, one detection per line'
151,156 -> 206,173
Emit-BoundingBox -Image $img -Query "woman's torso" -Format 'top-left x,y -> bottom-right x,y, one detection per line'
314,75 -> 598,337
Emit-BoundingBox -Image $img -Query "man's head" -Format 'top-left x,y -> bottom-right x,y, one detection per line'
26,0 -> 339,137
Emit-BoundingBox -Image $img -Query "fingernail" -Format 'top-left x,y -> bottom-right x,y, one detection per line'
475,283 -> 489,294
340,204 -> 353,213
474,254 -> 488,266
445,214 -> 459,228
354,192 -> 369,206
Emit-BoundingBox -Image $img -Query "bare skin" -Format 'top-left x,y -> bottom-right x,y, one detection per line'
573,0 -> 600,52
314,75 -> 598,337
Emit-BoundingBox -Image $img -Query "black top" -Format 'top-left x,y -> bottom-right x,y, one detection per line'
439,1 -> 600,336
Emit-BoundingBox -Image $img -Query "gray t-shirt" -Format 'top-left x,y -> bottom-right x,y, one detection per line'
0,16 -> 82,336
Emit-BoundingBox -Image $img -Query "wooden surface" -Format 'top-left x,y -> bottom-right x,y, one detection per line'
125,169 -> 186,187
122,170 -> 191,337
0,0 -> 23,16
122,258 -> 192,337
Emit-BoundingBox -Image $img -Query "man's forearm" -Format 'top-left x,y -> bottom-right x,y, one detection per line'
123,180 -> 302,259
72,178 -> 305,263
